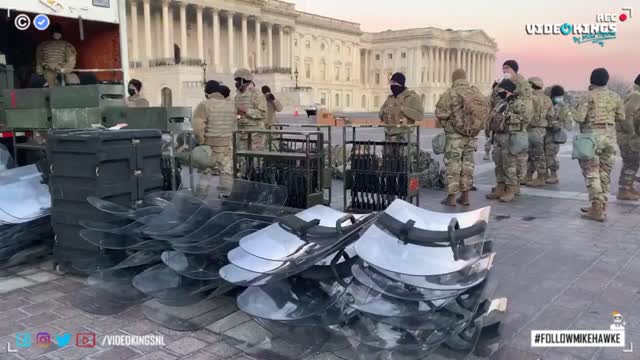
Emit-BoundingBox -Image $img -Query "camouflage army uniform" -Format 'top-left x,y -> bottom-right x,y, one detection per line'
545,101 -> 574,175
235,86 -> 267,151
526,84 -> 553,181
379,88 -> 424,142
490,96 -> 529,187
36,39 -> 79,87
512,74 -> 534,184
575,86 -> 625,207
618,85 -> 640,190
435,78 -> 478,195
192,93 -> 237,194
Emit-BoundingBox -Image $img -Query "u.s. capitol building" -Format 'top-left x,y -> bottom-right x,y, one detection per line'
127,0 -> 498,112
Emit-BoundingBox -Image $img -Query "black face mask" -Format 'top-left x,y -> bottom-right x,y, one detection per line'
498,91 -> 508,99
390,85 -> 405,97
128,88 -> 136,96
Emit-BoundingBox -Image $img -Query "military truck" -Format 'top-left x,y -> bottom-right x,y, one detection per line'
0,1 -> 193,187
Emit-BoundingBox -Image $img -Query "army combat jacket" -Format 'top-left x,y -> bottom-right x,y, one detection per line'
235,86 -> 267,129
489,95 -> 529,133
547,102 -> 574,131
529,89 -> 553,128
621,85 -> 640,135
379,88 -> 424,135
576,86 -> 625,132
435,78 -> 473,135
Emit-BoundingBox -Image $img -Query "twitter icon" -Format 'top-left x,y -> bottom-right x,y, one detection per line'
55,333 -> 72,347
15,333 -> 31,348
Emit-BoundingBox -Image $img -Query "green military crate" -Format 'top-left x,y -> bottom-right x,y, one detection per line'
5,108 -> 52,129
49,84 -> 125,108
52,107 -> 104,128
0,88 -> 50,108
101,107 -> 192,132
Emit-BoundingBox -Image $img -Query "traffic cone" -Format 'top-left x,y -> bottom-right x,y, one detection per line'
294,107 -> 299,117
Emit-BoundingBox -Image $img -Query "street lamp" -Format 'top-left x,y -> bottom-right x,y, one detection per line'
294,68 -> 299,89
201,62 -> 207,86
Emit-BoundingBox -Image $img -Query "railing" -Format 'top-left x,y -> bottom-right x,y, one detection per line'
129,61 -> 143,69
148,58 -> 204,68
254,66 -> 292,74
281,86 -> 313,92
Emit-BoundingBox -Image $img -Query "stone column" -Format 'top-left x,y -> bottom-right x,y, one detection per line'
255,18 -> 261,69
289,29 -> 295,71
428,47 -> 434,85
278,26 -> 285,67
178,3 -> 187,59
363,49 -> 369,86
445,48 -> 451,84
438,48 -> 444,84
241,14 -> 248,68
267,23 -> 273,68
161,0 -> 170,58
212,9 -> 220,72
227,12 -> 235,71
142,0 -> 152,63
130,1 -> 139,61
473,51 -> 478,84
196,6 -> 204,61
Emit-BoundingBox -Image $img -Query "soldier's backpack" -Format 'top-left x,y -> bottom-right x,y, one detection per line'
452,87 -> 491,137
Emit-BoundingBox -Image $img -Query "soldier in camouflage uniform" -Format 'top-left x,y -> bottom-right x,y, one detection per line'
616,74 -> 640,200
486,79 -> 529,202
192,80 -> 237,195
545,85 -> 574,184
379,72 -> 424,142
435,69 -> 477,207
500,60 -> 534,190
576,68 -> 626,221
35,24 -> 79,87
525,77 -> 553,186
126,79 -> 150,107
234,68 -> 267,151
484,81 -> 500,161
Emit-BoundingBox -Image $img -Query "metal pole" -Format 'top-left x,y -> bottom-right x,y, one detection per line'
343,126 -> 347,211
118,0 -> 130,90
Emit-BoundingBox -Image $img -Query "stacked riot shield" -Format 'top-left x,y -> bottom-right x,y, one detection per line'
343,125 -> 421,213
70,178 -> 291,331
221,199 -> 505,359
219,205 -> 376,358
232,130 -> 328,209
0,164 -> 53,269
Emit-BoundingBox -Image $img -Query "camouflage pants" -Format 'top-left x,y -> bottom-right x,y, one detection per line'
237,133 -> 266,151
618,135 -> 640,188
527,128 -> 547,175
195,146 -> 233,196
493,133 -> 519,186
578,132 -> 617,204
43,69 -> 79,87
544,130 -> 560,172
444,134 -> 477,194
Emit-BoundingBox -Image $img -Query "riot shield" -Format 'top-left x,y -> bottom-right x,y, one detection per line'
0,165 -> 50,224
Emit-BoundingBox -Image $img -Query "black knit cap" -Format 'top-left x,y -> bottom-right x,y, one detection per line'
50,23 -> 63,35
590,68 -> 609,87
219,85 -> 231,98
205,80 -> 220,95
635,74 -> 640,87
550,85 -> 565,98
261,85 -> 271,94
503,60 -> 519,73
498,79 -> 517,93
390,72 -> 406,87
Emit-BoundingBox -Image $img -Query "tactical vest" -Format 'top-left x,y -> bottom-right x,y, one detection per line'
204,94 -> 236,148
529,90 -> 549,128
586,88 -> 619,127
235,88 -> 265,129
380,90 -> 417,135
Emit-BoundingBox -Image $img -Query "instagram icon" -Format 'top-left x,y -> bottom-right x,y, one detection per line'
36,332 -> 50,348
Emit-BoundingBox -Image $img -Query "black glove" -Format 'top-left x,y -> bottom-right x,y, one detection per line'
266,94 -> 275,102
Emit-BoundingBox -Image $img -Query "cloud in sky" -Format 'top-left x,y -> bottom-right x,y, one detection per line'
290,0 -> 638,90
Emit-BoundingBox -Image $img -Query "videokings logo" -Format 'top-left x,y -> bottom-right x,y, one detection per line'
525,7 -> 632,47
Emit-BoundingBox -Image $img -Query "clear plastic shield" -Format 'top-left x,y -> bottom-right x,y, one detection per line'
86,196 -> 164,219
0,165 -> 50,224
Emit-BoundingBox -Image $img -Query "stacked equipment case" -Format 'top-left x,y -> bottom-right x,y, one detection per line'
46,129 -> 164,274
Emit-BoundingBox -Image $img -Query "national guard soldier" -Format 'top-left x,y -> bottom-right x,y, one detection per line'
435,69 -> 489,207
262,86 -> 283,127
616,74 -> 640,200
484,81 -> 500,160
126,79 -> 150,107
35,24 -> 80,87
545,85 -> 573,184
379,72 -> 424,142
486,79 -> 529,202
575,68 -> 626,221
501,60 -> 534,190
192,80 -> 236,195
525,76 -> 553,186
234,68 -> 267,151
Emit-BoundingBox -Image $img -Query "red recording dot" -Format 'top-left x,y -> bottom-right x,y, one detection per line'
619,13 -> 628,22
